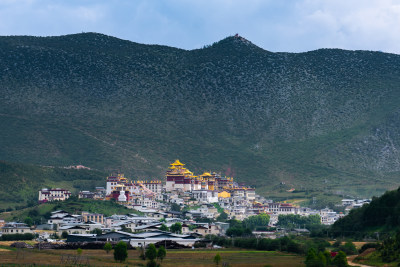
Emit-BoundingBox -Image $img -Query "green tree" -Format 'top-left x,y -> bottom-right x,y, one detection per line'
114,241 -> 128,262
145,244 -> 157,261
61,231 -> 68,239
242,213 -> 270,230
104,242 -> 112,254
217,211 -> 228,222
77,248 -> 82,256
323,250 -> 332,266
305,248 -> 321,267
157,245 -> 166,262
171,203 -> 181,212
170,222 -> 182,234
339,241 -> 357,255
146,243 -> 157,267
332,251 -> 348,267
159,223 -> 169,231
24,217 -> 33,227
214,253 -> 221,266
91,228 -> 102,235
317,251 -> 326,266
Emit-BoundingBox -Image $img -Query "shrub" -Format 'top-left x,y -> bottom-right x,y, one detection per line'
114,241 -> 128,262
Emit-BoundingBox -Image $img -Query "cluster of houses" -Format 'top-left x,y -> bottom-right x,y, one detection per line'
0,159 -> 373,243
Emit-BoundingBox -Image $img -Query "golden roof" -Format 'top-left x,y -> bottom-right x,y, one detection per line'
169,166 -> 176,169
202,172 -> 212,176
171,159 -> 185,166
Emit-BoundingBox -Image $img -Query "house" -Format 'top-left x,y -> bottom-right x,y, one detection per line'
1,222 -> 33,234
58,225 -> 87,235
193,225 -> 210,236
81,211 -> 104,224
78,191 -> 95,199
38,188 -> 71,203
66,234 -> 97,242
93,231 -> 137,242
341,199 -> 355,206
192,190 -> 218,203
129,230 -> 199,247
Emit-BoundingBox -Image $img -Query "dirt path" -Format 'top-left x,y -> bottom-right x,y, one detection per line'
347,255 -> 373,267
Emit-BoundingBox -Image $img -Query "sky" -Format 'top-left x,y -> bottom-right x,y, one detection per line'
1,0 -> 400,54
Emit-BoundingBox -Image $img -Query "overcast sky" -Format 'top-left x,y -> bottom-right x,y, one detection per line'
1,0 -> 400,54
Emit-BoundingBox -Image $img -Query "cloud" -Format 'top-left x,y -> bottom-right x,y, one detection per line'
0,0 -> 399,53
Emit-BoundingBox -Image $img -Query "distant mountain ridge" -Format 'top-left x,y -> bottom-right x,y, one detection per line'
1,32 -> 400,198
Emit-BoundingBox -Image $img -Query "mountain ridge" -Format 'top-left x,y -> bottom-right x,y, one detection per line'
1,32 -> 400,199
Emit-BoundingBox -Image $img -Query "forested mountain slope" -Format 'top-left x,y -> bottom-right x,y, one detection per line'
1,33 -> 400,197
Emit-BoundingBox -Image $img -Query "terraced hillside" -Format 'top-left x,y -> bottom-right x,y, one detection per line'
1,33 -> 400,199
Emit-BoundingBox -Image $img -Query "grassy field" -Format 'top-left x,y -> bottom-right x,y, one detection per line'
0,247 -> 305,266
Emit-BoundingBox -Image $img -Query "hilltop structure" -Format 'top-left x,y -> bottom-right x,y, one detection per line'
38,188 -> 71,203
105,173 -> 163,203
166,159 -> 255,200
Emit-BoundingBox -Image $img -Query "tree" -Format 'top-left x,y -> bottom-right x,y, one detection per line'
305,248 -> 321,267
146,243 -> 157,267
170,222 -> 182,234
159,223 -> 169,231
157,245 -> 166,262
24,217 -> 33,227
145,243 -> 157,261
61,231 -> 68,239
213,253 -> 221,266
217,211 -> 228,222
339,241 -> 357,255
77,248 -> 82,256
114,241 -> 128,262
242,213 -> 270,230
91,228 -> 102,235
104,242 -> 112,254
171,203 -> 181,212
332,251 -> 348,267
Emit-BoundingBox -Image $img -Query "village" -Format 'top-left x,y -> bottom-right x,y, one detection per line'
1,160 -> 371,246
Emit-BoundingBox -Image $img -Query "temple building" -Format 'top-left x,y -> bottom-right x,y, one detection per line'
165,160 -> 240,194
38,188 -> 71,203
106,173 -> 162,202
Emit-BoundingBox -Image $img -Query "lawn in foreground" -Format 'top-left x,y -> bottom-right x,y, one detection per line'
0,247 -> 305,266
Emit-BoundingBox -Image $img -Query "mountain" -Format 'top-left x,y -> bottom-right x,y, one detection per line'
1,32 -> 400,199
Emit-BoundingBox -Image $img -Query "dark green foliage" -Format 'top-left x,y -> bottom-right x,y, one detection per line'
277,214 -> 321,229
226,214 -> 269,236
216,211 -> 228,222
0,233 -> 34,241
332,251 -> 348,267
104,242 -> 112,254
378,231 -> 400,263
145,244 -> 157,261
2,33 -> 400,204
113,241 -> 128,262
332,186 -> 400,237
61,231 -> 68,239
146,260 -> 158,267
170,203 -> 181,212
337,241 -> 358,255
157,245 -> 166,262
242,214 -> 270,230
91,228 -> 102,235
213,253 -> 221,266
23,217 -> 33,227
170,222 -> 182,234
159,224 -> 168,231
226,226 -> 252,237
